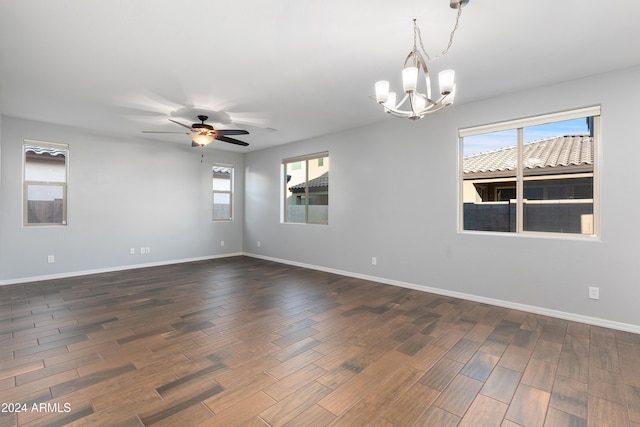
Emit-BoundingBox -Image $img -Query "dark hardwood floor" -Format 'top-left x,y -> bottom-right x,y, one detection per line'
1,256 -> 639,426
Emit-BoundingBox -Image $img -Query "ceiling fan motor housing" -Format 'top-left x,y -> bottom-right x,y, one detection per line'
192,123 -> 214,132
193,115 -> 214,132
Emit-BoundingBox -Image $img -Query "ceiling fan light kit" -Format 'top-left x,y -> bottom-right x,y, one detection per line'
192,133 -> 215,146
374,0 -> 469,120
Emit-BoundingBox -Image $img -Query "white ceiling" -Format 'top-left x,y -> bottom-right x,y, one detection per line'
1,0 -> 639,152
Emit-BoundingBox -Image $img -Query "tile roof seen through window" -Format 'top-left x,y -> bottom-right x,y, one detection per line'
289,172 -> 328,192
213,166 -> 231,174
463,135 -> 593,174
24,145 -> 66,157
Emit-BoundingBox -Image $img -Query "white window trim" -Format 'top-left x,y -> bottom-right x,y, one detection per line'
282,151 -> 329,225
459,106 -> 601,137
458,107 -> 601,239
212,163 -> 234,222
23,139 -> 69,227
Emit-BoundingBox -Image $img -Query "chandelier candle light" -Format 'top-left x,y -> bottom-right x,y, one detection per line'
374,0 -> 469,120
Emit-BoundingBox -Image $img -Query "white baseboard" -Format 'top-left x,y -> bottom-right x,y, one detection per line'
4,251 -> 638,334
244,252 -> 640,334
0,253 -> 243,286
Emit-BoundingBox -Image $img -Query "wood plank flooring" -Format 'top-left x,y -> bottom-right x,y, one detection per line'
1,256 -> 639,426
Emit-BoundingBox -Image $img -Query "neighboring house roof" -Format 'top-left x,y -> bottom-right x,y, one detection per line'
24,145 -> 66,158
463,135 -> 593,176
213,166 -> 231,177
289,172 -> 329,193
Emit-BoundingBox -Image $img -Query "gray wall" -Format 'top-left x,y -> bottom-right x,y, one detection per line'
244,65 -> 640,329
0,117 -> 244,282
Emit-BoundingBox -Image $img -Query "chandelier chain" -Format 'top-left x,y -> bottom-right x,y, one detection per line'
414,4 -> 463,62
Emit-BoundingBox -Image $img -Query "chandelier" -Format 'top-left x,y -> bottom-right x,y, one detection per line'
374,0 -> 469,120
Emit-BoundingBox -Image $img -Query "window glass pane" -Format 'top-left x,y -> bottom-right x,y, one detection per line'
212,177 -> 231,191
212,167 -> 232,191
285,160 -> 307,223
307,156 -> 329,223
213,193 -> 231,220
26,184 -> 64,224
25,150 -> 66,182
462,129 -> 517,232
522,118 -> 594,234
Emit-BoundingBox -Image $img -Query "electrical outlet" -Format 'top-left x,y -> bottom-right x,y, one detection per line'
220,240 -> 225,247
589,287 -> 600,300
140,247 -> 145,254
146,247 -> 151,254
130,248 -> 135,255
372,257 -> 377,266
47,255 -> 55,263
257,241 -> 261,247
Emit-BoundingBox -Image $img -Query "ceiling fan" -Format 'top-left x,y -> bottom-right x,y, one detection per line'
142,115 -> 250,147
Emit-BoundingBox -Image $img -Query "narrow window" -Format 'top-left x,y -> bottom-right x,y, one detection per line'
23,141 -> 68,226
460,107 -> 599,237
283,152 -> 329,224
212,164 -> 233,221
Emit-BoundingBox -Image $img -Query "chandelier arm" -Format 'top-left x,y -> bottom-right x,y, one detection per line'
413,91 -> 438,106
384,100 -> 451,118
408,94 -> 416,116
416,95 -> 455,115
388,91 -> 450,113
393,93 -> 411,110
384,107 -> 413,118
387,94 -> 452,117
421,92 -> 450,106
416,103 -> 453,115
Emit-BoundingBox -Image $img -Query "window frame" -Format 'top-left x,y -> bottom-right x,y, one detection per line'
212,163 -> 234,222
23,140 -> 69,227
458,107 -> 600,239
282,151 -> 329,225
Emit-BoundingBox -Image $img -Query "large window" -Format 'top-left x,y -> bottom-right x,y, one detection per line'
212,164 -> 233,221
283,152 -> 329,224
23,141 -> 69,226
460,107 -> 599,237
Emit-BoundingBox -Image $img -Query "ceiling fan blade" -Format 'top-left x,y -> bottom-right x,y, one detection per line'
216,135 -> 249,146
216,129 -> 250,136
142,131 -> 190,134
168,119 -> 193,130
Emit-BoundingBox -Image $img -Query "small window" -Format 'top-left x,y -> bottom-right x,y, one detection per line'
213,164 -> 233,221
283,152 -> 329,224
23,141 -> 68,226
460,107 -> 599,237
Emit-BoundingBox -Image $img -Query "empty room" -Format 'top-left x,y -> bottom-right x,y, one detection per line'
1,1 -> 640,426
